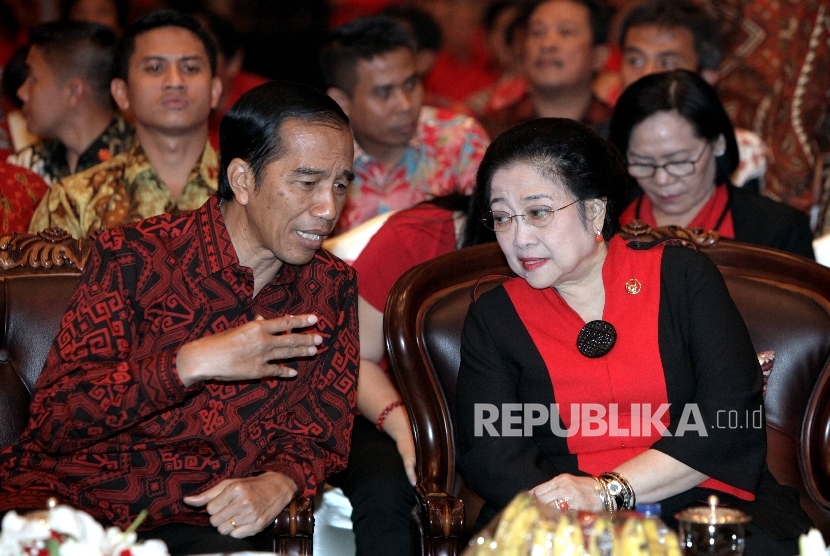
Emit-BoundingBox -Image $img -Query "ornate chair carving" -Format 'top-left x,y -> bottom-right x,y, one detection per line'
0,230 -> 314,555
386,227 -> 830,556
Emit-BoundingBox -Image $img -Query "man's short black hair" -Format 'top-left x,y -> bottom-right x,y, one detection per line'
381,6 -> 443,52
218,81 -> 351,200
319,15 -> 416,95
113,10 -> 217,82
28,20 -> 118,109
517,0 -> 610,46
619,0 -> 722,71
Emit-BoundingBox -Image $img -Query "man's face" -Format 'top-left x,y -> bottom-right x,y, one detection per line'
621,25 -> 700,88
17,46 -> 70,138
524,0 -> 605,92
111,26 -> 221,136
240,119 -> 355,266
344,48 -> 423,155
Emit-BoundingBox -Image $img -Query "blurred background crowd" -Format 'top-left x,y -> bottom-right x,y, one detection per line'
0,0 -> 828,234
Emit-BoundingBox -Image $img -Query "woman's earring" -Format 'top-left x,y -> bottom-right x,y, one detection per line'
595,230 -> 603,243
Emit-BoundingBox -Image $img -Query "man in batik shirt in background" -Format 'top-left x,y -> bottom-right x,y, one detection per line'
8,20 -> 133,185
320,14 -> 489,233
29,10 -> 220,238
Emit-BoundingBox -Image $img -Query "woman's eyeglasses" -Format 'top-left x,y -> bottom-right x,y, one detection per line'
482,200 -> 578,232
627,143 -> 711,179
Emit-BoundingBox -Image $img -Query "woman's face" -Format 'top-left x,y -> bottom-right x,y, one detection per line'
626,110 -> 721,226
490,163 -> 605,290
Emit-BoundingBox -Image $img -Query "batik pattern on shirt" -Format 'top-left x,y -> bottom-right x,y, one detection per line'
29,141 -> 218,238
0,194 -> 359,530
7,115 -> 134,185
337,106 -> 489,232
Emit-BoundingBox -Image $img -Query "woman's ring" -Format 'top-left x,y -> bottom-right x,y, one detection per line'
230,519 -> 237,528
554,498 -> 569,511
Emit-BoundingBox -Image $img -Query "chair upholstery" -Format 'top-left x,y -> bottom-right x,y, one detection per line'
0,230 -> 314,555
386,226 -> 830,556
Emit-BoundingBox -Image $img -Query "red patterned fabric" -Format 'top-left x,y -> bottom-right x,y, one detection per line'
0,162 -> 48,233
338,106 -> 489,232
714,0 -> 829,218
0,194 -> 359,530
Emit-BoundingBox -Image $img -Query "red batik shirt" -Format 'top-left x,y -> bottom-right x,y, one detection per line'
337,106 -> 489,232
0,194 -> 359,530
0,162 -> 48,232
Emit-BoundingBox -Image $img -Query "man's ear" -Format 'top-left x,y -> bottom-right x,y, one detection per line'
226,158 -> 255,205
700,68 -> 719,86
66,78 -> 84,107
111,78 -> 129,111
210,76 -> 223,110
591,44 -> 610,73
327,87 -> 351,117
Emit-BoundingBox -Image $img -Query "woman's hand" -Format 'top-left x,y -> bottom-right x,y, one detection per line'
529,474 -> 604,512
382,405 -> 417,486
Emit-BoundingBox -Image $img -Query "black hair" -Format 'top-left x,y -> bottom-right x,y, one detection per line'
218,81 -> 350,200
319,15 -> 416,94
517,0 -> 610,46
608,69 -> 739,185
113,9 -> 217,82
618,0 -> 722,71
380,5 -> 442,52
475,118 -> 628,240
27,20 -> 118,109
61,0 -> 131,32
189,9 -> 241,61
2,45 -> 29,109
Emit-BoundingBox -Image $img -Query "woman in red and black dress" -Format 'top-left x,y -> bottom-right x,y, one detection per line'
609,69 -> 814,259
455,118 -> 812,555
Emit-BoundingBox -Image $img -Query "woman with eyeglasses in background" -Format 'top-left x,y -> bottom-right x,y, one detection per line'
609,69 -> 814,259
454,117 -> 812,555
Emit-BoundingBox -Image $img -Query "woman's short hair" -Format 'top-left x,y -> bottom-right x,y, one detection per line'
475,118 -> 628,240
218,81 -> 350,200
609,70 -> 739,185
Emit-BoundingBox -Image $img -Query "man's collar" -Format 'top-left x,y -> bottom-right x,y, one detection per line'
205,194 -> 299,287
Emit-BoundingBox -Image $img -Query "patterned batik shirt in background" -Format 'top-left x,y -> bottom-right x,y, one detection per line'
336,106 -> 489,232
0,193 -> 359,529
7,115 -> 134,185
29,141 -> 218,238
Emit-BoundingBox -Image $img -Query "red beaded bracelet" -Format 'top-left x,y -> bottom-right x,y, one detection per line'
376,400 -> 404,432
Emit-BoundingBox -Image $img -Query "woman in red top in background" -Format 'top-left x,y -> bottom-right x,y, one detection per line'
609,70 -> 814,259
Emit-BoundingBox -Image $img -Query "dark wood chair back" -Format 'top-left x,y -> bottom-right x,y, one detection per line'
386,228 -> 830,556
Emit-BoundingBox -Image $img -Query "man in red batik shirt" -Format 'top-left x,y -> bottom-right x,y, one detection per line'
0,81 -> 359,556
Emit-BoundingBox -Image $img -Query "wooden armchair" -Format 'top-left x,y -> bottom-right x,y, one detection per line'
0,230 -> 314,555
385,226 -> 830,556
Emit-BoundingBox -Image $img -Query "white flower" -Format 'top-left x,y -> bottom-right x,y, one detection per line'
0,505 -> 169,556
799,528 -> 830,556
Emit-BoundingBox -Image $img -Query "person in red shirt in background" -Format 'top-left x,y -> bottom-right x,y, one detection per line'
193,10 -> 269,151
421,0 -> 499,106
0,161 -> 48,232
477,0 -> 613,140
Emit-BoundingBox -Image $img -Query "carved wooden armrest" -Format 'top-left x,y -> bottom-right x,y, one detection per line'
272,496 -> 314,555
618,220 -> 721,248
0,229 -> 92,272
415,483 -> 465,539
